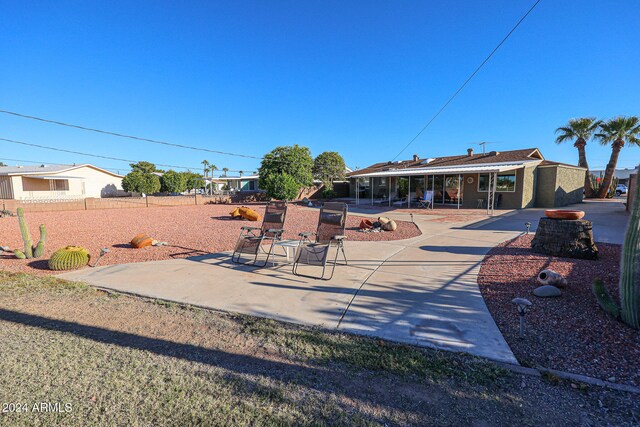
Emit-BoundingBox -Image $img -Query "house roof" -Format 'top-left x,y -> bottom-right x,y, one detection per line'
348,148 -> 545,178
538,160 -> 586,170
0,164 -> 123,178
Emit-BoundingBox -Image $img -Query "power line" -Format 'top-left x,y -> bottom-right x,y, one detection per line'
0,137 -> 245,173
391,0 -> 542,161
0,109 -> 264,160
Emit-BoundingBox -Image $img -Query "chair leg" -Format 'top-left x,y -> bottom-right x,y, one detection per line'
340,243 -> 347,265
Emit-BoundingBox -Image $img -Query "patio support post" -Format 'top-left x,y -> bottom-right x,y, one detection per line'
388,178 -> 391,207
431,174 -> 435,210
356,178 -> 359,205
457,174 -> 461,210
370,177 -> 373,205
408,177 -> 411,208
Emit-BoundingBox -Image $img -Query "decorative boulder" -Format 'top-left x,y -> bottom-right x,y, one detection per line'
230,207 -> 242,218
533,285 -> 562,298
382,220 -> 398,231
238,206 -> 261,222
537,269 -> 568,287
131,233 -> 154,249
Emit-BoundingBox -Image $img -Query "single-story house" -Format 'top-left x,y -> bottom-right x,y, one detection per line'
215,175 -> 261,191
347,148 -> 586,211
591,167 -> 639,185
0,164 -> 124,200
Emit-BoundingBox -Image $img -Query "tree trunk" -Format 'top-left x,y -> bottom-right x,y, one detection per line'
596,139 -> 624,198
575,139 -> 595,198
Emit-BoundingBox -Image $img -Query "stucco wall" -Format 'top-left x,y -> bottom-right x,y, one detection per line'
535,165 -> 585,208
520,165 -> 537,208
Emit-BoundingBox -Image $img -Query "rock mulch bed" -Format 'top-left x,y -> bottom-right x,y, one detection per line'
478,234 -> 640,386
0,204 -> 420,275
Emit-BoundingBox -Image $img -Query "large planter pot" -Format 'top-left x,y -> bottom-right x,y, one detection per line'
545,210 -> 585,220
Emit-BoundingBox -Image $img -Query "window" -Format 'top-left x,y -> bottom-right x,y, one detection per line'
478,174 -> 516,192
53,179 -> 69,191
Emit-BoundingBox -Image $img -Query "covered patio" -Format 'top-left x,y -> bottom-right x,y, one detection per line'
350,164 -> 523,215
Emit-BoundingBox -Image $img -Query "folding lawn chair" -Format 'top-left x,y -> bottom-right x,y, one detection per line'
292,202 -> 348,280
417,191 -> 433,209
231,202 -> 288,266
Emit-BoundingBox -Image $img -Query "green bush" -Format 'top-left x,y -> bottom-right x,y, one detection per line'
160,170 -> 187,193
258,145 -> 314,190
264,173 -> 299,201
122,171 -> 161,195
322,187 -> 337,199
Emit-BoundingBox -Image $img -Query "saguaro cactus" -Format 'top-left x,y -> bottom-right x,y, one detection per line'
620,173 -> 640,328
13,207 -> 47,259
593,168 -> 640,329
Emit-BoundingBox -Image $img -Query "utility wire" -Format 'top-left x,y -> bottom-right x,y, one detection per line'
0,109 -> 264,160
391,0 -> 541,161
0,137 -> 246,174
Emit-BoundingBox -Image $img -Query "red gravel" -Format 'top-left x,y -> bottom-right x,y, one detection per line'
0,204 -> 420,275
478,234 -> 640,386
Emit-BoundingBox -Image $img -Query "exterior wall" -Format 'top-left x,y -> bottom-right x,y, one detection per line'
461,169 -> 526,209
535,165 -> 585,208
8,166 -> 123,200
520,165 -> 537,208
0,176 -> 13,199
535,167 -> 557,208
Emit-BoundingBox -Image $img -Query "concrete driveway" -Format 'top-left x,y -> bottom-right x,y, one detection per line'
59,199 -> 628,365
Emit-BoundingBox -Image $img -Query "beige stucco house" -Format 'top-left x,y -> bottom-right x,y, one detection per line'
0,164 -> 124,200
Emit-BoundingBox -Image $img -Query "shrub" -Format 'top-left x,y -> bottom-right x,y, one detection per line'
263,173 -> 299,201
160,170 -> 187,193
122,171 -> 161,195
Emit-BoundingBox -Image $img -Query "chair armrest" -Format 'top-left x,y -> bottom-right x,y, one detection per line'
266,228 -> 284,234
332,235 -> 347,241
241,226 -> 261,231
298,232 -> 315,238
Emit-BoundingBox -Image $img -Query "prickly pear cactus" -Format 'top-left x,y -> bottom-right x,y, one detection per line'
48,246 -> 90,271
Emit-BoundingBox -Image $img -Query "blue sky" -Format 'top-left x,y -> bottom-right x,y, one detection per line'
1,0 -> 638,175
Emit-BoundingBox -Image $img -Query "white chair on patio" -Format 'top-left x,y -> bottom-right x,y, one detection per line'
417,191 -> 433,209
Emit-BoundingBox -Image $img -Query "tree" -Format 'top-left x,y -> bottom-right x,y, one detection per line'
258,145 -> 314,192
180,171 -> 201,193
160,170 -> 187,193
263,173 -> 299,201
129,161 -> 159,174
222,168 -> 229,177
122,171 -> 161,195
0,162 -> 6,167
313,151 -> 346,187
555,118 -> 601,198
201,160 -> 210,177
595,116 -> 640,198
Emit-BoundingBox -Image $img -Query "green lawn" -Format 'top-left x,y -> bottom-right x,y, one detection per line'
0,272 -> 638,426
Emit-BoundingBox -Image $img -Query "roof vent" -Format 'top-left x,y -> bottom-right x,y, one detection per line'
40,164 -> 47,168
489,151 -> 499,156
412,154 -> 420,161
467,148 -> 473,157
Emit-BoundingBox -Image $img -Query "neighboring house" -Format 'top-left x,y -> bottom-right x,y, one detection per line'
348,148 -> 586,209
216,175 -> 261,191
0,164 -> 124,200
590,167 -> 639,185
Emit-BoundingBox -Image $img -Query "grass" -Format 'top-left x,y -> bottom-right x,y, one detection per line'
0,271 -> 638,426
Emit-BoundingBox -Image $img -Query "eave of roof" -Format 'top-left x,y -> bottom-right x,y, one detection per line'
349,160 -> 538,178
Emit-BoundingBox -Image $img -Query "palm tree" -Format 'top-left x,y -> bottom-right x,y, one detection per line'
222,167 -> 229,177
209,164 -> 218,178
555,117 -> 601,198
238,170 -> 244,177
595,116 -> 640,198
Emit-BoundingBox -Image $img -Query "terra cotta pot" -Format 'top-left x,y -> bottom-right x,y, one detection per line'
544,209 -> 585,220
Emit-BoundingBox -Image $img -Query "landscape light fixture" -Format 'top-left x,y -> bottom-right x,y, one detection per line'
91,247 -> 110,267
512,297 -> 532,338
525,222 -> 532,234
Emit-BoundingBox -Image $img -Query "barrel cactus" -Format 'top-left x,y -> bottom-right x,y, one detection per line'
13,207 -> 46,259
48,246 -> 91,271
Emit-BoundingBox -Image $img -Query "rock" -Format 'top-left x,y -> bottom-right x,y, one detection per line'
382,220 -> 397,231
0,245 -> 10,253
533,285 -> 562,298
531,217 -> 598,260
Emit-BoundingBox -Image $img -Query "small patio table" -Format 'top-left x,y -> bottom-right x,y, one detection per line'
272,239 -> 300,265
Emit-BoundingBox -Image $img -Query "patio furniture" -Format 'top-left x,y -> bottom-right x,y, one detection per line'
477,198 -> 485,208
292,202 -> 348,280
417,191 -> 433,209
272,239 -> 300,265
231,201 -> 288,266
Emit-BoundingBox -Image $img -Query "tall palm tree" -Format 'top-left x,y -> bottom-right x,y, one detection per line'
209,164 -> 218,178
555,117 -> 601,198
595,116 -> 640,198
201,160 -> 209,178
222,167 -> 229,177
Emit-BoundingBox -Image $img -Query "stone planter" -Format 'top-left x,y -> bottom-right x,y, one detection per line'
545,210 -> 585,220
531,217 -> 598,259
